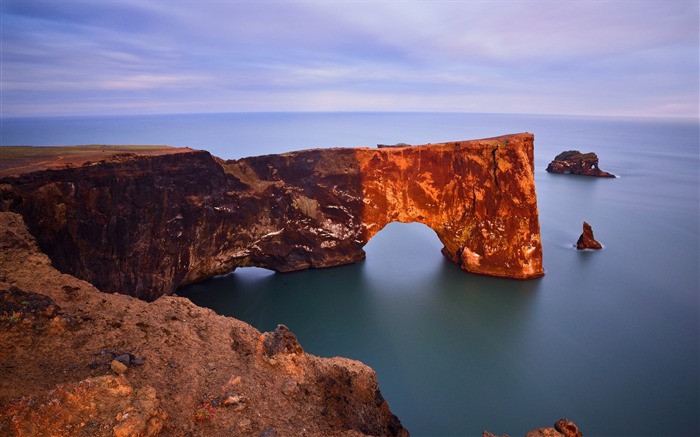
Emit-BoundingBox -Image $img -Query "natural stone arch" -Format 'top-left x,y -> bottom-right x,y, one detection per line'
356,135 -> 543,280
361,221 -> 448,274
2,134 -> 543,300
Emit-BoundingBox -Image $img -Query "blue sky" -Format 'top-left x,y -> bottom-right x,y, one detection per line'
1,0 -> 698,117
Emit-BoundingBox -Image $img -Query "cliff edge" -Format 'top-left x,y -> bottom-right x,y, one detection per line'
0,211 -> 406,436
0,133 -> 543,301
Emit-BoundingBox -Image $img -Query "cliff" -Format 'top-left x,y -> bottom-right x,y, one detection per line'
0,211 -> 406,436
0,133 -> 543,301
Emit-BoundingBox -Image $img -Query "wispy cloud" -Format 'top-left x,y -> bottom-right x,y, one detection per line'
1,0 -> 697,117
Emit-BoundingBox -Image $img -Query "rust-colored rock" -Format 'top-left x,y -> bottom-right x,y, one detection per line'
576,221 -> 603,250
546,150 -> 615,177
5,374 -> 166,437
0,211 -> 408,436
554,418 -> 583,437
260,324 -> 304,357
357,135 -> 543,280
484,418 -> 583,437
0,133 -> 543,300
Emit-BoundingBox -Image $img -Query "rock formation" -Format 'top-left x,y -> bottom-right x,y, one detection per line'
576,221 -> 603,250
0,211 -> 407,436
0,133 -> 544,301
546,150 -> 615,177
484,418 -> 583,437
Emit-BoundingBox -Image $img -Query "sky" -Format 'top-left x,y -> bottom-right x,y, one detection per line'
1,0 -> 698,118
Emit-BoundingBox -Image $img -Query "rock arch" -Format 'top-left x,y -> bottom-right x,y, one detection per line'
356,135 -> 543,280
1,133 -> 543,300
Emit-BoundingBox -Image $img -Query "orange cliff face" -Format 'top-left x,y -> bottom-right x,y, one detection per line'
0,133 -> 543,300
357,134 -> 543,279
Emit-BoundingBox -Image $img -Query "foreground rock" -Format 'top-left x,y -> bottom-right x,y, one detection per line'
6,375 -> 166,437
576,221 -> 603,250
0,134 -> 543,301
0,212 -> 407,436
546,150 -> 615,177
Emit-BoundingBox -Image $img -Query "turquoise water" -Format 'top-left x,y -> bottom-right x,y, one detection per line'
3,113 -> 698,436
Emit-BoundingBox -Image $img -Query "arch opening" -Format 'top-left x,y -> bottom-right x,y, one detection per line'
362,221 -> 452,280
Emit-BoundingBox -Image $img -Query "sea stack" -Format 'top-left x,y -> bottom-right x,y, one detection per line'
576,221 -> 603,250
546,150 -> 616,177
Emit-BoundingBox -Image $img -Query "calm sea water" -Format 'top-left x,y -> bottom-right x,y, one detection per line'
2,113 -> 698,436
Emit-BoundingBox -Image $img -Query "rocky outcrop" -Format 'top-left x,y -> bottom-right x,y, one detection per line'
546,150 -> 615,177
0,133 -> 543,300
576,221 -> 603,250
0,211 -> 407,436
484,418 -> 583,437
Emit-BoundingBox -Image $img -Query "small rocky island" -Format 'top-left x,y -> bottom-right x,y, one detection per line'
576,221 -> 603,250
546,150 -> 616,177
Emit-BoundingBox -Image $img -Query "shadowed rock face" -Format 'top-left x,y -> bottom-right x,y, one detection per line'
0,133 -> 544,300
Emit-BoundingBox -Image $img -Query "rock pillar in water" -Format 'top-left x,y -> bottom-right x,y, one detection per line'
576,221 -> 603,250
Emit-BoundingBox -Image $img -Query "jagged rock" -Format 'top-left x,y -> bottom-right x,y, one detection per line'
0,133 -> 543,300
485,418 -> 583,437
546,150 -> 615,177
260,324 -> 304,357
524,428 -> 566,437
317,358 -> 406,436
555,418 -> 583,437
576,221 -> 603,250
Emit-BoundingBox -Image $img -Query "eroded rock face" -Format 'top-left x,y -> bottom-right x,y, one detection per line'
0,133 -> 543,300
546,150 -> 615,177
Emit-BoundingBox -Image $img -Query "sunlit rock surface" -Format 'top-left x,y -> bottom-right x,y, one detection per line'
0,133 -> 543,300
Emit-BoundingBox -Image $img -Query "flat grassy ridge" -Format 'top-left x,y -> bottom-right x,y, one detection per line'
0,145 -> 194,178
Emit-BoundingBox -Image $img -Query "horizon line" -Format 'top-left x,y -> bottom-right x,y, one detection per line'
2,110 -> 697,121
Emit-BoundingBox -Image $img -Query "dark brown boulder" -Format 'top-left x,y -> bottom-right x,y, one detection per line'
576,221 -> 603,250
546,150 -> 615,177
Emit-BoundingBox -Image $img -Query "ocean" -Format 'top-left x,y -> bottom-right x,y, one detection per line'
2,112 -> 698,436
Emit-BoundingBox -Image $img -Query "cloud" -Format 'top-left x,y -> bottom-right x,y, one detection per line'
1,0 -> 697,117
